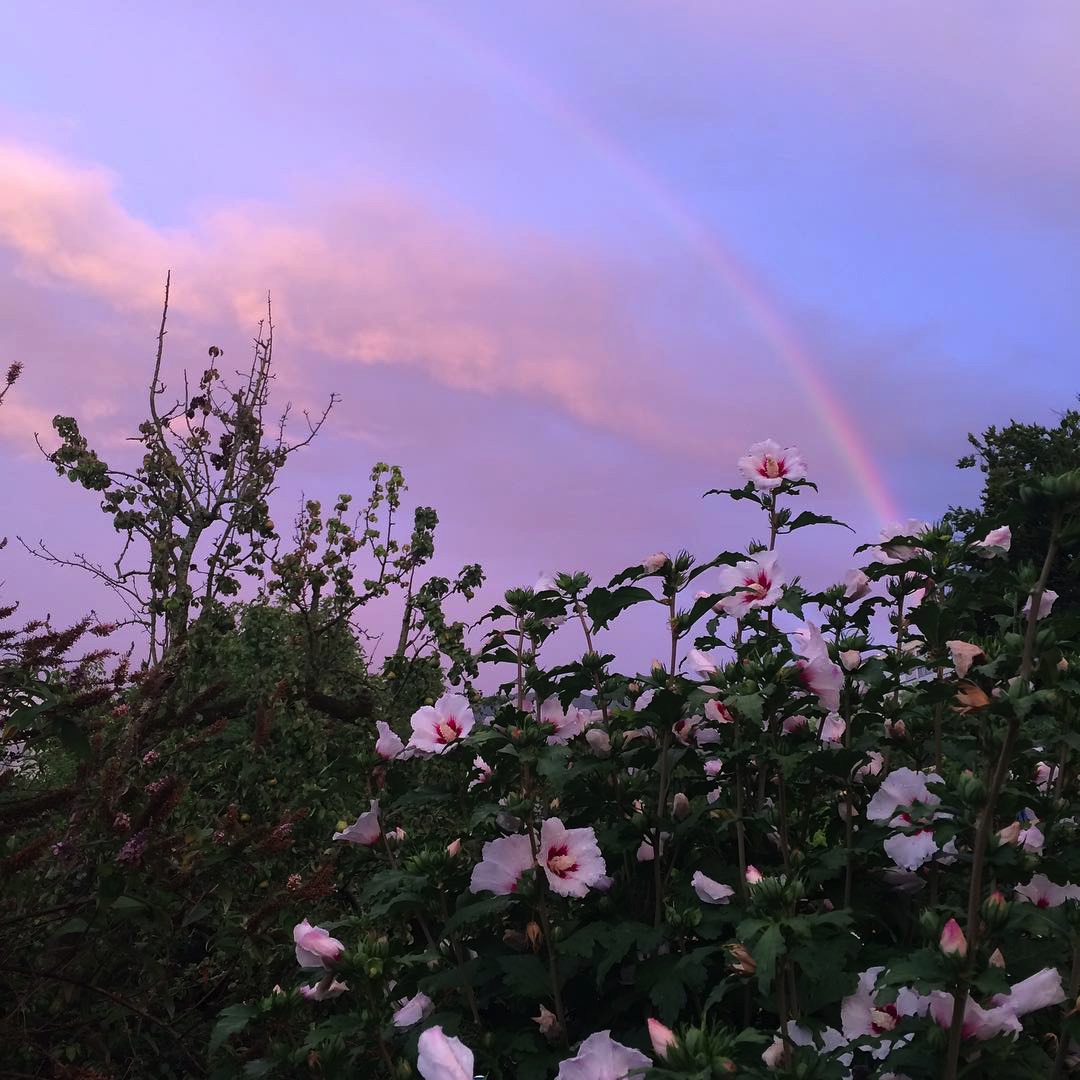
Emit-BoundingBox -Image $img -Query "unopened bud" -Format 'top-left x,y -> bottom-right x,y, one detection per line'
526,920 -> 543,952
939,917 -> 967,959
672,792 -> 691,820
989,948 -> 1006,968
647,1018 -> 677,1060
446,838 -> 461,858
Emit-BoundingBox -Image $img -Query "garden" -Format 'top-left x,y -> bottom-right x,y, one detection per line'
3,341 -> 1080,1080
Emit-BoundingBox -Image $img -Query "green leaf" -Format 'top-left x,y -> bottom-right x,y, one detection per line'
752,924 -> 786,992
781,511 -> 853,535
585,586 -> 656,630
209,1004 -> 258,1056
442,894 -> 513,936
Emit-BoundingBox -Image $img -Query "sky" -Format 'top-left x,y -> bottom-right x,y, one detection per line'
1,2 -> 1078,673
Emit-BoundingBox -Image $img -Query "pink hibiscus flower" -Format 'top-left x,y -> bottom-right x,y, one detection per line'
737,439 -> 807,491
468,834 -> 535,895
540,698 -> 587,745
555,1030 -> 652,1079
417,1026 -> 474,1080
971,525 -> 1012,557
866,767 -> 943,822
717,551 -> 785,618
408,693 -> 475,754
793,623 -> 844,712
691,871 -> 735,904
539,818 -> 607,898
375,721 -> 405,760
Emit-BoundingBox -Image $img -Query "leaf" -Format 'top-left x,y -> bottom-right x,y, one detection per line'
58,718 -> 91,761
781,511 -> 853,535
585,586 -> 656,631
209,1003 -> 257,1056
752,924 -> 786,992
111,895 -> 149,916
441,894 -> 513,936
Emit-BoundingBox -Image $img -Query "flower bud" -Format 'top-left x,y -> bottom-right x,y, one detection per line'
526,920 -> 543,952
672,793 -> 691,820
982,891 -> 1009,929
989,948 -> 1006,968
648,1018 -> 677,1060
446,838 -> 461,858
586,728 -> 611,757
840,649 -> 862,671
939,917 -> 967,958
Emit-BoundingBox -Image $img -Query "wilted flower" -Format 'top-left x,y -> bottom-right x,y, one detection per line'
286,873 -> 303,891
300,975 -> 349,1001
843,568 -> 872,600
115,829 -> 150,867
819,713 -> 846,744
737,439 -> 807,491
947,640 -> 985,678
374,721 -> 405,760
691,871 -> 735,904
642,552 -> 669,573
534,1004 -> 561,1039
333,801 -> 380,845
141,750 -> 159,766
407,693 -> 476,754
586,728 -> 611,756
555,1029 -> 651,1079
293,920 -> 344,969
112,812 -> 131,832
1024,589 -> 1058,621
417,1025 -> 474,1080
468,754 -> 493,790
392,991 -> 434,1028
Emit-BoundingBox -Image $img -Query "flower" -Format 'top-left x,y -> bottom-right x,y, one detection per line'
843,568 -> 871,600
534,1004 -> 561,1038
636,833 -> 669,862
717,551 -> 785,617
333,800 -> 380,845
446,838 -> 462,858
1024,589 -> 1058,621
872,520 -> 930,564
686,647 -> 719,676
293,920 -> 344,969
540,698 -> 587,745
972,525 -> 1012,557
991,967 -> 1066,1016
692,871 -> 735,904
539,818 -> 607,897
866,768 -> 943,822
1035,761 -> 1059,793
703,699 -> 735,726
648,1018 -> 678,1060
469,834 -> 534,895
841,967 -> 922,1043
745,865 -> 763,885
883,828 -> 940,871
392,991 -> 434,1028
820,713 -> 846,744
468,755 -> 492,790
375,721 -> 405,760
555,1030 -> 651,1079
1015,873 -> 1080,908
407,693 -> 475,754
939,918 -> 967,958
793,623 -> 844,712
737,439 -> 807,490
642,552 -> 669,573
840,649 -> 862,671
417,1026 -> 474,1080
947,640 -> 985,678
585,729 -> 611,756
674,714 -> 722,747
299,975 -> 349,1001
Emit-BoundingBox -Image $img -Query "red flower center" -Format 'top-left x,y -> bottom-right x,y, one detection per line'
545,844 -> 579,878
434,717 -> 462,743
870,1003 -> 899,1034
759,455 -> 786,479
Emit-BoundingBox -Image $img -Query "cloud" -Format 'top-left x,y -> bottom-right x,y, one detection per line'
0,138 -> 716,459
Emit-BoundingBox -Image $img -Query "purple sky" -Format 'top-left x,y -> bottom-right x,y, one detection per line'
2,3 -> 1078,673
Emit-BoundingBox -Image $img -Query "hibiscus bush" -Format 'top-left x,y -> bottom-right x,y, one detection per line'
208,441 -> 1080,1080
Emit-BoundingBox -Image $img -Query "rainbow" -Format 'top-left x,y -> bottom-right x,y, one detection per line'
398,3 -> 901,525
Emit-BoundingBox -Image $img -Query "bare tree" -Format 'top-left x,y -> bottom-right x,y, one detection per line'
23,275 -> 335,661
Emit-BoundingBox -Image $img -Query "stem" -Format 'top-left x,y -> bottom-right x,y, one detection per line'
734,715 -> 749,902
944,518 -> 1061,1079
515,614 -> 527,712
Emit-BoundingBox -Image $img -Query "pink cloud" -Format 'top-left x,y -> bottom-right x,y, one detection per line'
0,138 -> 713,458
